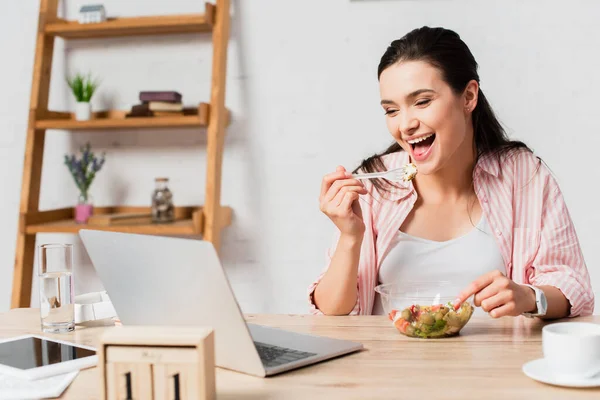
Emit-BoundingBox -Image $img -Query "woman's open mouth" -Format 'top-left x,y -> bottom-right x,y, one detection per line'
408,133 -> 436,162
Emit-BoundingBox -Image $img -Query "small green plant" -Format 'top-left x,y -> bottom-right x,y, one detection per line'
66,72 -> 100,102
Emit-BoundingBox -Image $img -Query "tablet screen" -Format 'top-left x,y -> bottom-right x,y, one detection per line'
0,337 -> 96,370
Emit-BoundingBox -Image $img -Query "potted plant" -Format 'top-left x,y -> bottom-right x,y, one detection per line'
66,72 -> 100,121
64,143 -> 106,223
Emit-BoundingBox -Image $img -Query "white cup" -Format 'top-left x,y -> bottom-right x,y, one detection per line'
542,322 -> 600,379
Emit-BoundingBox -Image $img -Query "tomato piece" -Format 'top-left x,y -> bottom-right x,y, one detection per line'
388,309 -> 397,321
402,320 -> 410,330
395,319 -> 410,333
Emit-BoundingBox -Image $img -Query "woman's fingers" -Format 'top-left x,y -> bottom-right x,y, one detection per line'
320,165 -> 347,199
330,186 -> 365,208
339,191 -> 359,211
320,169 -> 348,199
480,290 -> 512,313
330,187 -> 347,208
488,301 -> 517,318
474,275 -> 511,307
323,179 -> 366,203
472,280 -> 503,307
454,270 -> 505,309
319,166 -> 367,236
319,166 -> 367,230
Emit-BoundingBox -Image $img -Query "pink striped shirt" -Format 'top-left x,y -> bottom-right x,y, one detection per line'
308,150 -> 595,317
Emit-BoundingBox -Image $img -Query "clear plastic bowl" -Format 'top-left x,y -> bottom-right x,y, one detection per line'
374,281 -> 474,339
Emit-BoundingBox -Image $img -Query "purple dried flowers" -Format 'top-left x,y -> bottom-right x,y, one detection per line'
64,143 -> 105,201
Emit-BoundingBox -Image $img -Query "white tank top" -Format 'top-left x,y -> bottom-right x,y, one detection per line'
372,214 -> 506,316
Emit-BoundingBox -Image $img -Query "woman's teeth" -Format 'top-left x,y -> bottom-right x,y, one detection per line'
407,133 -> 434,145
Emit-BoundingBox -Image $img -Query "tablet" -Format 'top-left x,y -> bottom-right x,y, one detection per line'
0,335 -> 97,380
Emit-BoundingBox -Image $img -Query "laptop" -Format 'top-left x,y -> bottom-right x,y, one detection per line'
78,230 -> 363,377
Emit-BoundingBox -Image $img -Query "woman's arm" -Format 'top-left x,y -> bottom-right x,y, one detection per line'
456,154 -> 594,319
313,234 -> 362,315
453,271 -> 572,319
527,181 -> 594,317
309,166 -> 368,315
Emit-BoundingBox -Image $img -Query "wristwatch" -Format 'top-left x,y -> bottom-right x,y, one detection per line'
522,285 -> 548,318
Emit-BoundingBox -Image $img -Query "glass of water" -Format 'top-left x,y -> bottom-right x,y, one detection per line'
38,244 -> 75,333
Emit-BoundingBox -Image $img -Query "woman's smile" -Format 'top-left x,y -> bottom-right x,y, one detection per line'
407,133 -> 436,161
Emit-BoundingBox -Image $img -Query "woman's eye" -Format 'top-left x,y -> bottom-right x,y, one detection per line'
384,109 -> 398,115
416,99 -> 431,106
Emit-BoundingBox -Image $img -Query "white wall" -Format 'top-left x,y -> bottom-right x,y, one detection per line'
1,0 -> 598,314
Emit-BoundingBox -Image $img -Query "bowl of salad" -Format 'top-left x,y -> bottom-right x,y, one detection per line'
374,281 -> 474,339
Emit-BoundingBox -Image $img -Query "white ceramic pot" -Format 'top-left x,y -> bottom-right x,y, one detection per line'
75,102 -> 91,121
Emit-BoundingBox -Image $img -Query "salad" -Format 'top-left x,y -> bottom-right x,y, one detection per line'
388,301 -> 474,338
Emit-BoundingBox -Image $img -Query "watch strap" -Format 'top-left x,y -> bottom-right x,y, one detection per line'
522,284 -> 546,318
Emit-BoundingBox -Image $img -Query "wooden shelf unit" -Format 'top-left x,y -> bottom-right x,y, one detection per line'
45,4 -> 215,39
37,103 -> 210,130
23,205 -> 232,235
24,206 -> 200,235
12,0 -> 232,308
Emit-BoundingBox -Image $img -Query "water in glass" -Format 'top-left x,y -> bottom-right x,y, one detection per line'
40,271 -> 74,332
38,244 -> 75,333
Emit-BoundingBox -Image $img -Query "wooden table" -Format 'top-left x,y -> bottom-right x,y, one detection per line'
1,309 -> 599,399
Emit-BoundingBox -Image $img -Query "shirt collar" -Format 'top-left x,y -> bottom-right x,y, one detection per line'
475,152 -> 500,178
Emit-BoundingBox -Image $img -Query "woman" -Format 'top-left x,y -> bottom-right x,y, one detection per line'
308,26 -> 594,319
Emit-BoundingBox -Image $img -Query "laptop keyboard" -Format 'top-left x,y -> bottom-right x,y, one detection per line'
254,341 -> 316,368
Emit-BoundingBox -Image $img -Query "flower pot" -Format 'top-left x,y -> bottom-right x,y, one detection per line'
75,102 -> 91,121
75,194 -> 93,224
75,203 -> 93,223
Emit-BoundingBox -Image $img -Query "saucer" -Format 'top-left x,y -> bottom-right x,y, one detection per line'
522,358 -> 600,388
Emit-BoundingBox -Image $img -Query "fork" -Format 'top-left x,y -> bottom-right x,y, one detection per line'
351,163 -> 417,183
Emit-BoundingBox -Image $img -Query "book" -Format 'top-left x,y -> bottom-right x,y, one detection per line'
153,110 -> 184,117
139,91 -> 182,103
148,101 -> 183,112
126,103 -> 153,117
125,102 -> 187,118
87,212 -> 153,226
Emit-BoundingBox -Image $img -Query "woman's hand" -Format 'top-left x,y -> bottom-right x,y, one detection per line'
454,270 -> 536,318
319,166 -> 368,237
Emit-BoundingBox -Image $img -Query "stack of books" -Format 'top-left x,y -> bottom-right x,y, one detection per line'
127,91 -> 184,117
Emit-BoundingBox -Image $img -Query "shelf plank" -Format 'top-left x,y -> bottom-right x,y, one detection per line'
25,206 -> 202,235
36,104 -> 210,130
26,219 -> 196,235
36,115 -> 205,130
45,11 -> 215,39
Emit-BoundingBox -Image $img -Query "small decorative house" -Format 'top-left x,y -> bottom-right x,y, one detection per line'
79,4 -> 106,24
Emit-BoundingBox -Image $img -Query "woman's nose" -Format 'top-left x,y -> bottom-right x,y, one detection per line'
398,112 -> 419,136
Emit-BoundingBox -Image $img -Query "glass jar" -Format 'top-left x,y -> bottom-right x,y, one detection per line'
151,178 -> 174,223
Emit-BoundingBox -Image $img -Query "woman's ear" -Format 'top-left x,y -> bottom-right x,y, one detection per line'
463,80 -> 479,112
